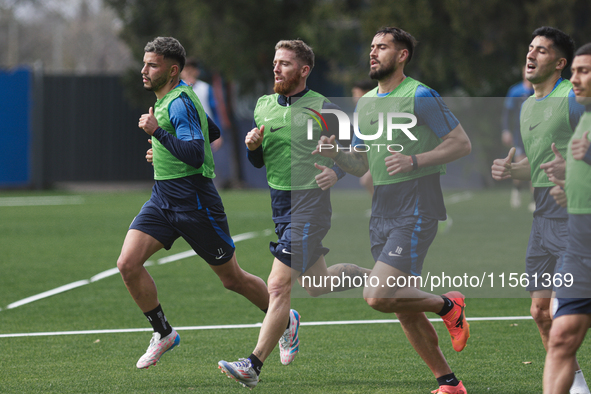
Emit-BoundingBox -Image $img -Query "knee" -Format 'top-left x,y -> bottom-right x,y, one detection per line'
530,301 -> 552,324
548,325 -> 579,355
117,254 -> 138,279
267,277 -> 291,300
364,297 -> 395,313
219,274 -> 242,293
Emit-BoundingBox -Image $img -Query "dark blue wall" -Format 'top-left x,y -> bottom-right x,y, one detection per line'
0,68 -> 31,187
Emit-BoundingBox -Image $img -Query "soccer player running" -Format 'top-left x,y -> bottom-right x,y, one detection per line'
501,65 -> 534,209
543,43 -> 591,394
218,39 -> 370,389
491,27 -> 589,394
315,27 -> 471,394
117,37 -> 269,369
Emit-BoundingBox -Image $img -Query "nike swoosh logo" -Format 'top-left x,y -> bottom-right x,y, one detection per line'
270,126 -> 285,133
370,118 -> 378,125
529,122 -> 542,131
215,253 -> 226,260
388,251 -> 401,257
446,379 -> 454,383
365,110 -> 375,116
264,117 -> 275,121
282,248 -> 292,255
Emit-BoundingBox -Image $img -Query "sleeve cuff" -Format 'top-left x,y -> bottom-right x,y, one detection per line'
152,127 -> 166,140
583,145 -> 591,166
331,165 -> 346,180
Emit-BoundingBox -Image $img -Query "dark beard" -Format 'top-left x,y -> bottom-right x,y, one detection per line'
369,62 -> 395,81
143,74 -> 168,92
274,73 -> 301,95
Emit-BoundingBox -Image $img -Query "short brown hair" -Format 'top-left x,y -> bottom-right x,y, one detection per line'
144,37 -> 186,71
275,39 -> 315,70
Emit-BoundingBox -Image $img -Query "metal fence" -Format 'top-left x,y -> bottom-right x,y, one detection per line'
37,74 -> 154,186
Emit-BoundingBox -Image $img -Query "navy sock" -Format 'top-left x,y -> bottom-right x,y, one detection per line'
437,295 -> 454,316
248,354 -> 263,376
144,304 -> 173,337
437,373 -> 459,387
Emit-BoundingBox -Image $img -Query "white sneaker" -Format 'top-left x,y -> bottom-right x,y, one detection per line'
510,188 -> 521,208
218,358 -> 259,389
279,309 -> 300,365
136,329 -> 180,369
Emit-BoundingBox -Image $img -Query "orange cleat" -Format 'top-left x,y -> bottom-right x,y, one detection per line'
431,380 -> 467,393
441,291 -> 470,352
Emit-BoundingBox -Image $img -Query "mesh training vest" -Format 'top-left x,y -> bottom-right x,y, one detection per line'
566,111 -> 591,214
152,85 -> 215,180
355,77 -> 445,185
253,90 -> 334,190
520,79 -> 574,187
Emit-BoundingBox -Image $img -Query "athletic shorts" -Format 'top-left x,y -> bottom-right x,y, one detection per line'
270,222 -> 330,273
525,216 -> 567,291
130,199 -> 235,266
553,298 -> 591,319
369,215 -> 438,276
555,252 -> 591,299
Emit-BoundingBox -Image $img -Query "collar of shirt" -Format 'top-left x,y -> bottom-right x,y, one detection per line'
277,86 -> 310,107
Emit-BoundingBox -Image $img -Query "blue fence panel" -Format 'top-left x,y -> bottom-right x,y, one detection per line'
0,68 -> 31,187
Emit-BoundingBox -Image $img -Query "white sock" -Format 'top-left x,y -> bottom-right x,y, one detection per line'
570,370 -> 591,394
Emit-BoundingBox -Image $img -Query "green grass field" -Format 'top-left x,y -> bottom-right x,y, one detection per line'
0,188 -> 588,393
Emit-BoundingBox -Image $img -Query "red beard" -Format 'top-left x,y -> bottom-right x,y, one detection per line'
274,73 -> 301,95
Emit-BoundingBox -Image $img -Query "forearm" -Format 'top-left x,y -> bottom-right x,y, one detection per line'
415,125 -> 471,168
510,157 -> 531,180
333,151 -> 369,177
153,128 -> 204,169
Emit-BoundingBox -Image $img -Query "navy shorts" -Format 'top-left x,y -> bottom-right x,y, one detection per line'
553,298 -> 591,319
554,252 -> 591,298
369,215 -> 438,276
525,216 -> 567,291
130,199 -> 235,266
270,222 -> 330,273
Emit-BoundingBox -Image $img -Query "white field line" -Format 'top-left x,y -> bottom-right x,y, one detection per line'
4,229 -> 272,310
0,315 -> 533,339
6,280 -> 91,309
0,196 -> 84,207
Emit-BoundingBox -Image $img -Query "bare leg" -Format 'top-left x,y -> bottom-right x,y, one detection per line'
117,229 -> 164,312
397,312 -> 452,378
209,253 -> 269,310
252,259 -> 296,362
298,255 -> 372,297
544,314 -> 591,394
531,291 -> 553,350
363,261 -> 457,380
363,262 -> 444,313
